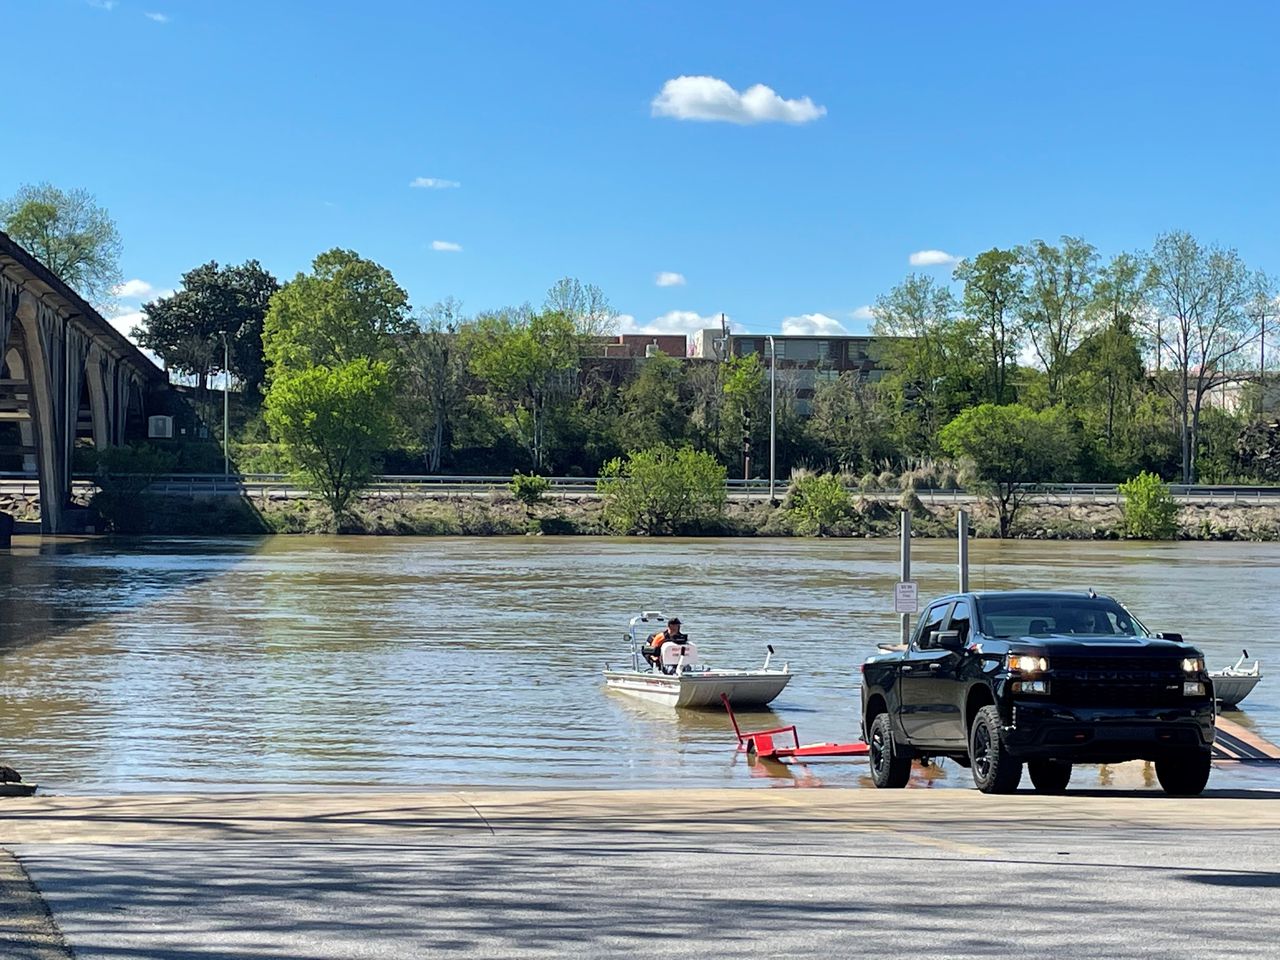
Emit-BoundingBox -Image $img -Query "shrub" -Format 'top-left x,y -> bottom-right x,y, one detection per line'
1118,471 -> 1179,539
88,444 -> 178,533
787,473 -> 853,536
597,445 -> 726,535
510,472 -> 551,509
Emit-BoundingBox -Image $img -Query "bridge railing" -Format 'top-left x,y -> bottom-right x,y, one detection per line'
3,472 -> 1280,503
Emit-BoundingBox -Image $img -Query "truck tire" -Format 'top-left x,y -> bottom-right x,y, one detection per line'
1027,759 -> 1072,794
1155,751 -> 1211,796
970,705 -> 1022,794
868,713 -> 911,788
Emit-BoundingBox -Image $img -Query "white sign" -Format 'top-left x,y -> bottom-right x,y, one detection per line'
894,581 -> 919,614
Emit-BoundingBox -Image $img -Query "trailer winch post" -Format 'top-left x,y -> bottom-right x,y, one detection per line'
957,508 -> 970,593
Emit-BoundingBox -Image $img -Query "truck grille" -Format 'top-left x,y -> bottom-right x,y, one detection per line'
1049,658 -> 1187,708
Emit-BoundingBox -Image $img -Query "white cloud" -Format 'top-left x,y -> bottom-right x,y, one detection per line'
655,271 -> 686,287
850,305 -> 875,322
781,312 -> 848,336
112,278 -> 155,299
618,310 -> 727,335
909,249 -> 960,267
106,310 -> 143,342
145,11 -> 169,22
431,240 -> 462,252
87,0 -> 117,10
411,177 -> 460,189
651,75 -> 826,125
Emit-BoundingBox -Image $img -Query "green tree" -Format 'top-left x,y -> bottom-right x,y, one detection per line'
940,403 -> 1077,537
465,308 -> 581,470
0,182 -> 122,305
721,355 -> 766,476
263,248 -> 413,376
1118,471 -> 1180,539
1140,231 -> 1257,482
403,298 -> 470,472
621,352 -> 690,450
135,260 -> 278,398
597,445 -> 727,535
1018,236 -> 1098,402
955,249 -> 1025,404
786,473 -> 853,536
543,277 -> 616,338
806,372 -> 894,472
872,274 -> 979,455
264,359 -> 397,522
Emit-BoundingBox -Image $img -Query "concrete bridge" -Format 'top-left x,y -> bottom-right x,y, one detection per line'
0,230 -> 167,533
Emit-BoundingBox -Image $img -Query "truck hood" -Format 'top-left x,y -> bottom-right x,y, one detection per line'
1011,634 -> 1194,655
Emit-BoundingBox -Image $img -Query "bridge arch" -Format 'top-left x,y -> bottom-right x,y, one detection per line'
0,230 -> 167,532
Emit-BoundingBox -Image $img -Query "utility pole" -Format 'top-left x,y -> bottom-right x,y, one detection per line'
221,330 -> 230,478
742,407 -> 752,481
766,335 -> 776,502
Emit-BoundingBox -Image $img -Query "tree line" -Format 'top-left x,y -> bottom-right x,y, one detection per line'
4,184 -> 1280,526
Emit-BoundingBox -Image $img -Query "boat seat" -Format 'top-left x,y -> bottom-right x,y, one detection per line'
660,641 -> 700,672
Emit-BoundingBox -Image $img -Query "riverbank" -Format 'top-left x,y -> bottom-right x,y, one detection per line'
5,488 -> 1280,539
99,490 -> 1280,539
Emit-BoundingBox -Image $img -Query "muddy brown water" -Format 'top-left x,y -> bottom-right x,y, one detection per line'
0,535 -> 1276,793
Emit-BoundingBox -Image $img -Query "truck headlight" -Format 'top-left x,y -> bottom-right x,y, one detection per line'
1181,657 -> 1205,674
1007,654 -> 1048,674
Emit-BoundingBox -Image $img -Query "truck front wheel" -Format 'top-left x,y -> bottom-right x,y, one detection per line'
1155,751 -> 1211,796
868,713 -> 911,788
970,706 -> 1023,794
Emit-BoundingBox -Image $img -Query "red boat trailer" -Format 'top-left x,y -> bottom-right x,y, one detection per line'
720,694 -> 869,761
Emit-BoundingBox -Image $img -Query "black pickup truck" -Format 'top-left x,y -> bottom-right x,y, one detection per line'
860,590 -> 1216,795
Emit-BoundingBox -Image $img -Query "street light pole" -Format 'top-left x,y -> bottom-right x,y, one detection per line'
766,335 -> 776,502
221,330 -> 229,478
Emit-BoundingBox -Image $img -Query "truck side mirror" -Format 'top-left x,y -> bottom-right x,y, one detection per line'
934,630 -> 963,651
1155,631 -> 1184,643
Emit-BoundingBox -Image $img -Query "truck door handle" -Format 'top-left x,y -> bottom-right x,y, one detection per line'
929,663 -> 941,671
902,666 -> 914,673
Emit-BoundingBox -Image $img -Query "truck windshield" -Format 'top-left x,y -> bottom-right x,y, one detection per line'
975,596 -> 1146,638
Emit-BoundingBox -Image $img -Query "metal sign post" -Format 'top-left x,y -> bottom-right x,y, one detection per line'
899,511 -> 912,645
958,508 -> 970,592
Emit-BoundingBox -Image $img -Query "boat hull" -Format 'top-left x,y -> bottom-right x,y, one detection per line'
1211,674 -> 1261,709
602,670 -> 791,709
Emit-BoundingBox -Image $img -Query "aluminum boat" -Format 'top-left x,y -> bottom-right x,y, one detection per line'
602,611 -> 792,709
1211,650 -> 1263,709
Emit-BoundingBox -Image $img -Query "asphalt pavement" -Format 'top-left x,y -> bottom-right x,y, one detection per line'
3,788 -> 1279,959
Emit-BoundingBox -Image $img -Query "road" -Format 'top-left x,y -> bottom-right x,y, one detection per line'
3,788 -> 1279,959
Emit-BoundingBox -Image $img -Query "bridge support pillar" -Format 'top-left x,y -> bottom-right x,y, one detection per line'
16,291 -> 66,534
86,345 -> 111,451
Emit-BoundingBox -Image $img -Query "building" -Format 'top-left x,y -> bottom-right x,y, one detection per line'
689,329 -> 899,410
597,334 -> 688,359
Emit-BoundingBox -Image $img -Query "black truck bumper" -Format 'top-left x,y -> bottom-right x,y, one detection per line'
1003,699 -> 1216,762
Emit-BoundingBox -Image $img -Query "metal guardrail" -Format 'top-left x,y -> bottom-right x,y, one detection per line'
2,473 -> 1280,502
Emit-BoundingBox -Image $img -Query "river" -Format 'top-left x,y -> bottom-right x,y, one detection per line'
0,535 -> 1276,793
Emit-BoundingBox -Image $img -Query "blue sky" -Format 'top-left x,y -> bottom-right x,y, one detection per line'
8,0 -> 1280,341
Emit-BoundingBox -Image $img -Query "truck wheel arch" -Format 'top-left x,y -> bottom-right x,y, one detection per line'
964,684 -> 996,734
865,693 -> 889,729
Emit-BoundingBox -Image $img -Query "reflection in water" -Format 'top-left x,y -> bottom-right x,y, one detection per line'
0,535 -> 1277,793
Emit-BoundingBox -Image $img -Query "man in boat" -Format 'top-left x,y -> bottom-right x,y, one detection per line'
643,617 -> 687,671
